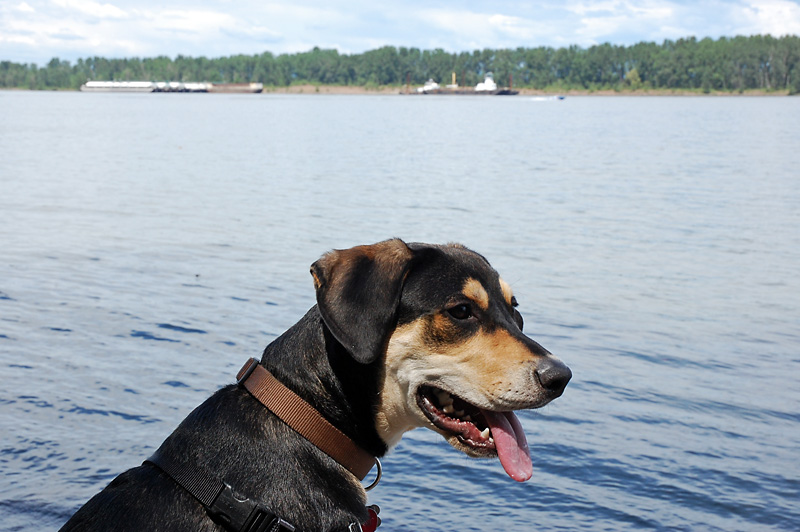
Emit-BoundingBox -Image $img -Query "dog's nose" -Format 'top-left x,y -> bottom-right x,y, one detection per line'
535,358 -> 572,396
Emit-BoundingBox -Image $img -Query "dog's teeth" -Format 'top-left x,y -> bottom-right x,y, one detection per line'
435,391 -> 453,406
480,428 -> 491,440
455,410 -> 465,417
443,404 -> 455,414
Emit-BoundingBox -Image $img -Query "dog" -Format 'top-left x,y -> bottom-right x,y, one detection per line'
60,239 -> 571,532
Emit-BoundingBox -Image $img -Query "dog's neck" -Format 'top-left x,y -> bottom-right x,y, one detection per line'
260,307 -> 389,458
237,358 -> 377,481
153,307 -> 387,531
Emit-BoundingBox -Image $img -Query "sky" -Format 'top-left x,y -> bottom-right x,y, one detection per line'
2,0 -> 800,65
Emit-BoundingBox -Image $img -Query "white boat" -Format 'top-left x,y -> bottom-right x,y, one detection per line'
416,79 -> 441,93
409,72 -> 517,95
530,95 -> 566,101
475,72 -> 498,92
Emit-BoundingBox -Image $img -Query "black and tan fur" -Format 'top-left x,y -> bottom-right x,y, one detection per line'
60,239 -> 571,531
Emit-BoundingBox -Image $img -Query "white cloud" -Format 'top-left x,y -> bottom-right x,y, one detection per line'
16,2 -> 36,13
740,0 -> 800,36
0,1 -> 289,62
414,9 -> 559,50
487,14 -> 538,40
565,0 -> 682,44
567,0 -> 621,17
417,9 -> 491,38
149,9 -> 236,33
575,14 -> 628,41
566,0 -> 673,19
2,1 -> 799,65
50,0 -> 128,19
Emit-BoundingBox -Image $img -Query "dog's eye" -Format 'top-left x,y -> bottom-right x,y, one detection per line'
447,304 -> 473,320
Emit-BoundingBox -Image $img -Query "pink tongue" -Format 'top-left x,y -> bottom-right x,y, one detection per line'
482,410 -> 533,482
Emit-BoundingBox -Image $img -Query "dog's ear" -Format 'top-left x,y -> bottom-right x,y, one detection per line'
310,239 -> 414,363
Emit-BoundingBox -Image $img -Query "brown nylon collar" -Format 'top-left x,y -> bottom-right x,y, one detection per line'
236,358 -> 377,481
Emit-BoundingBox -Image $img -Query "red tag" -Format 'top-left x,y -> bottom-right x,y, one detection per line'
361,505 -> 380,532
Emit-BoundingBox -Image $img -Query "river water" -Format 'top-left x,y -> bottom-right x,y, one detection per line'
1,91 -> 799,531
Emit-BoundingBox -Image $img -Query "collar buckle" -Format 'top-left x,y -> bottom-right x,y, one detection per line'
208,483 -> 295,532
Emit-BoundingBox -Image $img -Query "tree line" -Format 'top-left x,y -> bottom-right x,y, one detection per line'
2,35 -> 798,93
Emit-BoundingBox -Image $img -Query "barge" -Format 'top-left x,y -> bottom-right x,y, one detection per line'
79,81 -> 156,92
209,83 -> 263,93
79,81 -> 263,93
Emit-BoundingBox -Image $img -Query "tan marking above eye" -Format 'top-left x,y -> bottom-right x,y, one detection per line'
499,278 -> 514,306
462,278 -> 490,310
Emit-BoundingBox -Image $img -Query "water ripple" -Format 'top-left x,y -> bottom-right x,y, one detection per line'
2,93 -> 798,532
129,330 -> 180,342
157,323 -> 207,334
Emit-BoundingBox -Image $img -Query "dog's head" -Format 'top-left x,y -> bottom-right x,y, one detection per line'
310,239 -> 571,482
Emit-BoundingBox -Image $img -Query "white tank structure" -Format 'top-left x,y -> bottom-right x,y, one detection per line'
79,81 -> 156,92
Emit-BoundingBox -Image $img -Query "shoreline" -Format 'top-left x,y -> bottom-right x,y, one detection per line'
265,84 -> 793,96
3,85 -> 793,96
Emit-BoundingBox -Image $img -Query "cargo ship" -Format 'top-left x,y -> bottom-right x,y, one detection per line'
408,73 -> 518,96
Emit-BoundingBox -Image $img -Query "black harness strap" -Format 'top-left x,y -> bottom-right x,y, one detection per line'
141,361 -> 381,532
145,449 -> 295,532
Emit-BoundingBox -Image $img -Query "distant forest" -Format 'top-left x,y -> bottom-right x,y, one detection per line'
2,35 -> 799,93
